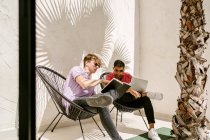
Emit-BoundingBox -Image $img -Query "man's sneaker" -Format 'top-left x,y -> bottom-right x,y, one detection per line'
146,92 -> 163,100
86,94 -> 113,107
148,128 -> 161,140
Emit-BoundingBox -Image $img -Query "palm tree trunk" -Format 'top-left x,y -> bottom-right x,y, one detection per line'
172,0 -> 209,139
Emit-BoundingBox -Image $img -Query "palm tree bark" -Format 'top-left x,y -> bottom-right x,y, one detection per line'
172,0 -> 209,139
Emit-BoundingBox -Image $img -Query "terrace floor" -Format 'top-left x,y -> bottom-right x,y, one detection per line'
37,112 -> 174,140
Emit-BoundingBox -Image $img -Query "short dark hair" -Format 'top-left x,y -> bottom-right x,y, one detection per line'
114,60 -> 125,68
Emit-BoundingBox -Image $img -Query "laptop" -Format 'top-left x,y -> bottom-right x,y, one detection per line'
131,77 -> 148,92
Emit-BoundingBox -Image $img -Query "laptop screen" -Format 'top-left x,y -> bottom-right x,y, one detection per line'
131,77 -> 148,92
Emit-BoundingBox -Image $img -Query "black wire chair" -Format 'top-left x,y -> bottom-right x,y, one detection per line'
36,66 -> 105,140
100,72 -> 149,130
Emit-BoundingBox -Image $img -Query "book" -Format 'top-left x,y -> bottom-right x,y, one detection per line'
101,78 -> 131,94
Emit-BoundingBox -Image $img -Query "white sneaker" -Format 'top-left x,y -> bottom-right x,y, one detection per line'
148,128 -> 161,140
146,92 -> 163,100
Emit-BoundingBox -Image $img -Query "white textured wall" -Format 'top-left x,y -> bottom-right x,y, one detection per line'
36,0 -> 210,131
137,0 -> 210,120
0,0 -> 18,130
36,0 -> 135,131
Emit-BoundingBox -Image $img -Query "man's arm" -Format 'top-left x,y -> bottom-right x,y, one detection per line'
127,88 -> 141,98
76,75 -> 104,89
102,73 -> 113,86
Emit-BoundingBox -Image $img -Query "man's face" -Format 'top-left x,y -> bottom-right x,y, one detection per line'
113,66 -> 124,80
86,59 -> 100,73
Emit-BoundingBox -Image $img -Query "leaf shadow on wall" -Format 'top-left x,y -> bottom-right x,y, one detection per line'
36,0 -> 115,75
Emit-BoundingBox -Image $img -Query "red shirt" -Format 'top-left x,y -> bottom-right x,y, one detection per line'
106,72 -> 132,83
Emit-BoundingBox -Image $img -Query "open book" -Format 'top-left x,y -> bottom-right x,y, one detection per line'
101,78 -> 131,94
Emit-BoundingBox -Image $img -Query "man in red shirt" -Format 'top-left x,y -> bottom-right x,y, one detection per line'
106,60 -> 161,140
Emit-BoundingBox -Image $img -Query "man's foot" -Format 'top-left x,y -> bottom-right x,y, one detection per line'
86,94 -> 113,107
148,128 -> 161,140
146,92 -> 163,100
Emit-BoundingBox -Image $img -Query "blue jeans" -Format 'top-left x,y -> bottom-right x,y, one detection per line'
72,90 -> 122,140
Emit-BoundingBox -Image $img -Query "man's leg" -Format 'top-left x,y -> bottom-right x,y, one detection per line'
124,96 -> 155,125
103,89 -> 124,101
125,97 -> 161,140
73,98 -> 122,139
98,107 -> 122,140
72,97 -> 98,113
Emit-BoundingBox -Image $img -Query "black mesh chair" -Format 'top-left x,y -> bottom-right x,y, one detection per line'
100,72 -> 149,130
36,66 -> 105,140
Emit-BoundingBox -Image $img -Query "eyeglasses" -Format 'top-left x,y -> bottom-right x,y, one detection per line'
114,69 -> 124,72
94,63 -> 100,68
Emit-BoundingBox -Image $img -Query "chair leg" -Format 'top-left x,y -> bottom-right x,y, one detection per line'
120,112 -> 123,122
38,112 -> 61,140
138,110 -> 149,130
116,109 -> 119,127
92,117 -> 106,136
110,106 -> 115,113
51,114 -> 63,132
78,119 -> 85,140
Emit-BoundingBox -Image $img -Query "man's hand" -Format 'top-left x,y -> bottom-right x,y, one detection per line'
141,91 -> 147,97
127,88 -> 141,98
137,91 -> 148,97
102,79 -> 110,85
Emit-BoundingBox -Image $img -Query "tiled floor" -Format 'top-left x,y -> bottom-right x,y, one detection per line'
36,113 -> 174,140
1,111 -> 209,140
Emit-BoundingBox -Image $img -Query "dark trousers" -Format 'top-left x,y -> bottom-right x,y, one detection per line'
115,93 -> 155,124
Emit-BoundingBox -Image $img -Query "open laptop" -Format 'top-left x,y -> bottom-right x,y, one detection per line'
131,77 -> 148,92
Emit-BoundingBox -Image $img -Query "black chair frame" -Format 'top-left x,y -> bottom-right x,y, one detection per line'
100,72 -> 149,130
36,66 -> 105,140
